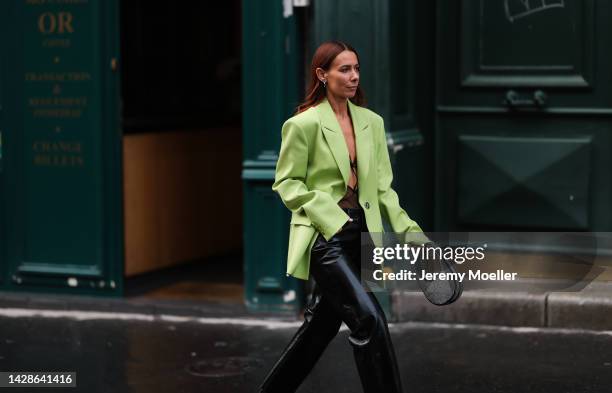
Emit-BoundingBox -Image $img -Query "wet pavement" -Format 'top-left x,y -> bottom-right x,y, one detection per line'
0,309 -> 611,392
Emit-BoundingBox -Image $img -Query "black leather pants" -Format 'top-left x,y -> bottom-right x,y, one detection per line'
257,207 -> 404,393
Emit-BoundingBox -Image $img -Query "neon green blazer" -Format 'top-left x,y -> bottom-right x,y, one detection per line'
272,96 -> 425,280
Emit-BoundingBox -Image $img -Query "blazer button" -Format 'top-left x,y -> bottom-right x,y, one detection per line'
365,201 -> 370,209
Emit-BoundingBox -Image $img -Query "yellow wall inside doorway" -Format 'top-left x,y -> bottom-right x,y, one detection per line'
122,129 -> 242,276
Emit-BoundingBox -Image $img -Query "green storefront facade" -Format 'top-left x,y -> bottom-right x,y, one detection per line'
1,0 -> 611,314
1,0 -> 123,296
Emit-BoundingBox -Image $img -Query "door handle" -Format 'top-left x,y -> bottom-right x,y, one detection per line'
503,89 -> 547,108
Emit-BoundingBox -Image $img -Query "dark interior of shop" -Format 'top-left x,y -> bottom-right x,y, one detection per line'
119,0 -> 244,304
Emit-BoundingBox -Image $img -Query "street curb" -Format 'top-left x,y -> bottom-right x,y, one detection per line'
547,291 -> 612,330
391,282 -> 612,331
0,291 -> 300,322
391,290 -> 546,327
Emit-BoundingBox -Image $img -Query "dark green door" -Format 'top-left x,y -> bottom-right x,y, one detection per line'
1,0 -> 123,295
242,0 -> 305,313
437,0 -> 612,231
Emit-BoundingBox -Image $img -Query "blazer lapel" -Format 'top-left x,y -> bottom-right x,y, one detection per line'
349,99 -> 371,186
316,97 -> 371,190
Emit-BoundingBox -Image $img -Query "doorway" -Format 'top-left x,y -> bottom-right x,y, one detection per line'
119,1 -> 244,304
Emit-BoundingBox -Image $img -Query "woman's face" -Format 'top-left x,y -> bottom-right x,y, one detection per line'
317,50 -> 360,99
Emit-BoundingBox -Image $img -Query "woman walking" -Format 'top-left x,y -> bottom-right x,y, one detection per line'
258,40 -> 425,393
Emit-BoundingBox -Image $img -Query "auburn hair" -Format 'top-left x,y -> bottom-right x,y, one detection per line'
294,40 -> 367,115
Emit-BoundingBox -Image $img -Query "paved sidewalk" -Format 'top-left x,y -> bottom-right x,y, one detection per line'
392,280 -> 612,331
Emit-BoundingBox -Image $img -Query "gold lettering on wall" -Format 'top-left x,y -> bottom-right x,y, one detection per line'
26,0 -> 90,4
29,97 -> 88,106
32,140 -> 84,167
42,38 -> 71,48
38,12 -> 74,34
25,73 -> 90,120
25,72 -> 91,82
27,95 -> 88,118
25,0 -> 91,171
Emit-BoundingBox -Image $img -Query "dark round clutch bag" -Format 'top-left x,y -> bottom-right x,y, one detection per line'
413,243 -> 463,306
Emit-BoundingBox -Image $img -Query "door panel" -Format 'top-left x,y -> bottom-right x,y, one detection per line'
438,0 -> 612,111
457,134 -> 591,229
2,0 -> 122,294
461,0 -> 594,88
437,0 -> 612,231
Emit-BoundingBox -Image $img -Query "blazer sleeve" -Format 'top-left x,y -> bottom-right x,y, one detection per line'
272,119 -> 350,241
375,115 -> 429,244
